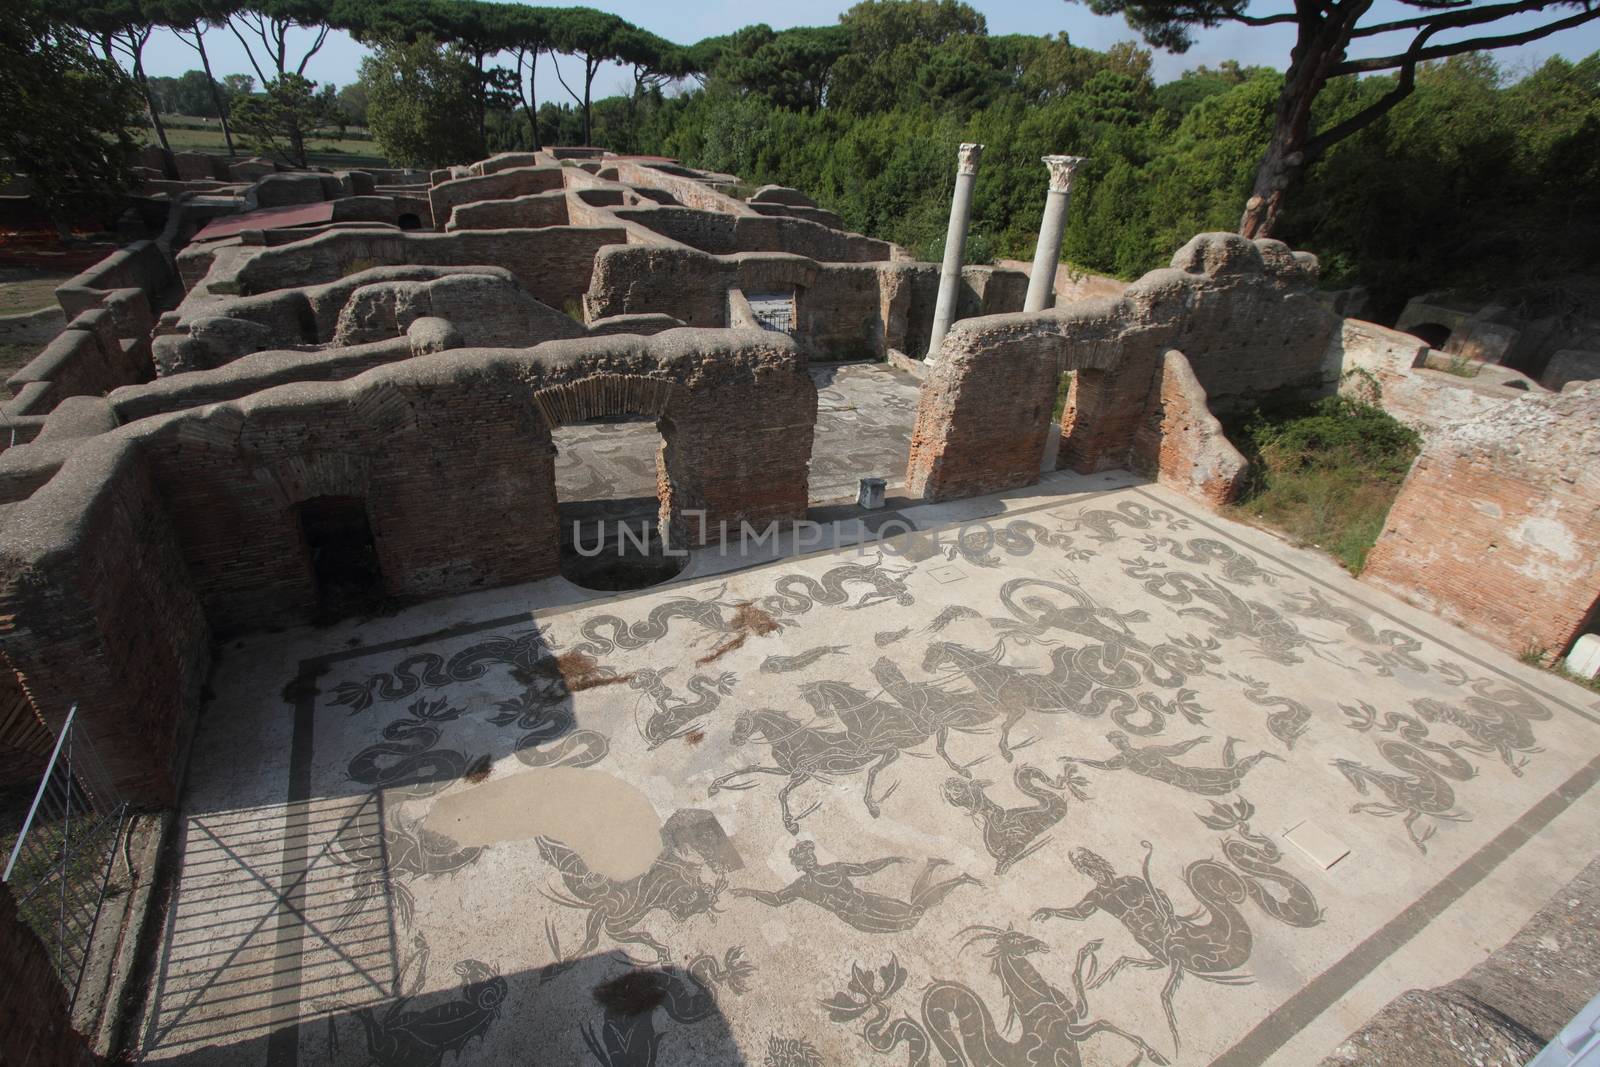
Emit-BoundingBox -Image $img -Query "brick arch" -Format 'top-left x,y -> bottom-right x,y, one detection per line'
531,374 -> 675,429
251,451 -> 374,509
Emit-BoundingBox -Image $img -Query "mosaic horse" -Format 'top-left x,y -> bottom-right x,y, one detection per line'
709,695 -> 947,833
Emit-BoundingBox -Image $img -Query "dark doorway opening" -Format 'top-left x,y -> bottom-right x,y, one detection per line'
552,414 -> 687,591
1405,322 -> 1453,350
396,212 -> 423,231
298,495 -> 384,617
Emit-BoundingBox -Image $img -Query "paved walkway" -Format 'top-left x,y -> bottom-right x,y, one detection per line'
136,473 -> 1600,1066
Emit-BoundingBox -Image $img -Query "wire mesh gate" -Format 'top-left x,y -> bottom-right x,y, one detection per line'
2,705 -> 128,1006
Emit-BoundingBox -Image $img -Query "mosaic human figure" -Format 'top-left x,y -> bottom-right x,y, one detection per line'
537,837 -> 725,969
1061,731 -> 1281,795
732,841 -> 978,933
581,948 -> 754,1067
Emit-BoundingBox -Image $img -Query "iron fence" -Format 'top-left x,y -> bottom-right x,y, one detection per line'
2,705 -> 128,1006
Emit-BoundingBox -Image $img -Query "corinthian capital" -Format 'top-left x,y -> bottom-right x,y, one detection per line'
957,142 -> 984,176
1043,155 -> 1089,194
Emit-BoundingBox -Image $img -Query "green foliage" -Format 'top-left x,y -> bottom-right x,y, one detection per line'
360,37 -> 482,167
231,73 -> 338,166
1227,396 -> 1421,574
0,1 -> 140,230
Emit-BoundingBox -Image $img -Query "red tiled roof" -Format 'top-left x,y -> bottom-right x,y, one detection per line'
194,202 -> 336,242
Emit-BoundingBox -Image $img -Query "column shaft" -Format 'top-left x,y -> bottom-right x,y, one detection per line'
927,143 -> 983,360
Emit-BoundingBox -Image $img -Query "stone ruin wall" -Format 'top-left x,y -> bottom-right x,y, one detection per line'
1364,382 -> 1600,658
0,329 -> 814,805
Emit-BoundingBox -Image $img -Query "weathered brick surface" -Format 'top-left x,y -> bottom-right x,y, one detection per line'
1132,349 -> 1247,506
907,233 -> 1333,501
428,166 -> 565,229
1363,380 -> 1600,657
447,190 -> 571,230
224,228 -> 624,321
0,880 -> 102,1067
0,439 -> 210,805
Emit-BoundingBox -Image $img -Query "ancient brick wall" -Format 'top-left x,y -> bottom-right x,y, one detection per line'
2,331 -> 815,645
1131,350 -> 1247,506
613,208 -> 893,263
907,234 -> 1332,502
55,240 -> 174,321
0,881 -> 102,1067
428,166 -> 566,229
226,228 -> 625,321
0,439 -> 210,805
604,161 -> 751,216
447,191 -> 571,230
1363,381 -> 1600,658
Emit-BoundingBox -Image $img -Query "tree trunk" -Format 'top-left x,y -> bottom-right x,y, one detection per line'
1237,2 -> 1360,239
1239,138 -> 1301,238
193,25 -> 236,156
475,50 -> 488,158
518,49 -> 541,151
582,61 -> 593,146
288,118 -> 306,167
133,51 -> 172,155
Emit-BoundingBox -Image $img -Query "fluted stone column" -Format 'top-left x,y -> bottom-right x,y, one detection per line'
927,142 -> 983,360
1023,155 -> 1088,313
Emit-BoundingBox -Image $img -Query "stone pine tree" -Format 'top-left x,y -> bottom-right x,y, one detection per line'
1073,0 -> 1600,238
156,0 -> 241,154
548,8 -> 629,146
2,1 -> 141,236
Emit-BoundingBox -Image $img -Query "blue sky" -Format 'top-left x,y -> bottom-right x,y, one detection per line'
140,0 -> 1600,102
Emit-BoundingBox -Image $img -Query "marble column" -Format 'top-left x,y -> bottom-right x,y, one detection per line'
927,142 -> 983,360
1023,155 -> 1088,313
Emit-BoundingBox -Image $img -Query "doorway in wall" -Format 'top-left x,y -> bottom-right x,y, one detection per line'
297,495 -> 384,617
552,414 -> 687,591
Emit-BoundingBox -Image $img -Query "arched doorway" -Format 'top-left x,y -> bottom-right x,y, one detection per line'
296,495 -> 384,616
536,376 -> 689,591
1405,322 -> 1454,350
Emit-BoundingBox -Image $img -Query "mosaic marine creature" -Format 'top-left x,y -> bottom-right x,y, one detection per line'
1279,587 -> 1429,675
1412,678 -> 1551,776
627,668 -> 738,748
822,933 -> 1168,1066
331,628 -> 552,712
1062,500 -> 1185,544
581,948 -> 754,1067
1196,798 -> 1324,929
488,687 -> 611,768
732,841 -> 978,934
710,677 -> 993,832
346,939 -> 507,1067
346,696 -> 472,798
1032,843 -> 1256,1054
1229,673 -> 1313,749
1132,534 -> 1284,585
942,762 -> 1090,875
942,519 -> 1089,568
759,558 -> 916,616
538,837 -> 726,969
1062,731 -> 1282,796
759,646 -> 849,673
1334,702 -> 1475,852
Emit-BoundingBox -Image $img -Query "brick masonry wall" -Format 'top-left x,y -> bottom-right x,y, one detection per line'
1131,349 -> 1248,506
0,439 -> 211,805
428,166 -> 566,228
908,234 -> 1333,502
0,881 -> 102,1067
228,229 -> 626,321
1363,381 -> 1600,657
448,191 -> 571,230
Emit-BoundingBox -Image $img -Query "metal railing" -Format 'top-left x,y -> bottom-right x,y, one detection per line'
2,705 -> 128,1006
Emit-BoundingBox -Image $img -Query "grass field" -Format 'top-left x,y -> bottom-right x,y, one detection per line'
142,125 -> 390,170
0,270 -> 70,316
